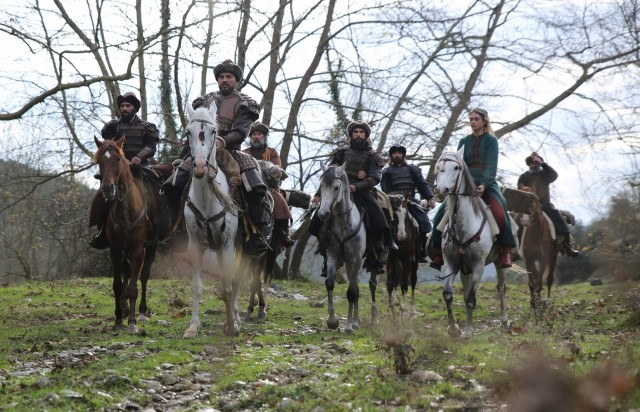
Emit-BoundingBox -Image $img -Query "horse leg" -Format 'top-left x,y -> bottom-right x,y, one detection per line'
442,271 -> 461,337
345,268 -> 360,333
222,247 -> 240,336
244,255 -> 260,321
325,257 -> 340,330
386,260 -> 397,321
409,259 -> 418,316
400,255 -> 410,313
138,245 -> 155,323
369,270 -> 377,324
125,246 -> 145,334
496,267 -> 510,329
461,265 -> 483,337
527,261 -> 543,323
111,250 -> 125,331
184,243 -> 204,338
257,254 -> 270,320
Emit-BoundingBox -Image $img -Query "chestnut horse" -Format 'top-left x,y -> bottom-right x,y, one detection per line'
386,194 -> 420,319
93,136 -> 167,333
518,186 -> 559,321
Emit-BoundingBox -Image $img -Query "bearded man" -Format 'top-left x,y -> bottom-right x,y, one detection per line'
381,144 -> 436,262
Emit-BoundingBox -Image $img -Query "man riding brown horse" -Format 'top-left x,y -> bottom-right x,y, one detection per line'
243,121 -> 294,247
517,151 -> 580,257
89,92 -> 165,249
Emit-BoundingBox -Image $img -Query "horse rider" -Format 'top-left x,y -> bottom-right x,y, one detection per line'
381,144 -> 436,262
167,59 -> 272,253
89,91 -> 161,249
309,120 -> 397,275
429,108 -> 517,270
517,151 -> 580,257
243,121 -> 294,247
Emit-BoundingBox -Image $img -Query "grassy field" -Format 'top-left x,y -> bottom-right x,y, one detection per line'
0,273 -> 639,411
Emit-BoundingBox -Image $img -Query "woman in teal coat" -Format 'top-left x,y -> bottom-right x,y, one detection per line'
429,108 -> 516,270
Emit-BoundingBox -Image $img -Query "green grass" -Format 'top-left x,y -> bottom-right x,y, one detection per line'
0,276 -> 639,411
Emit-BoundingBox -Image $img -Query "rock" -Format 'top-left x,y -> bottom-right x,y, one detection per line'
43,392 -> 60,404
590,278 -> 603,286
33,376 -> 50,388
60,389 -> 85,399
410,370 -> 443,382
139,379 -> 163,390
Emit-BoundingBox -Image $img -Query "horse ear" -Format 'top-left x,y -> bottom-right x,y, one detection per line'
114,135 -> 125,149
456,147 -> 464,159
338,163 -> 347,175
320,162 -> 327,172
94,135 -> 103,148
186,102 -> 195,118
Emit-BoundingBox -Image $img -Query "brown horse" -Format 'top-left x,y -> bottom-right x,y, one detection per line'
244,160 -> 292,321
518,187 -> 560,320
93,136 -> 167,333
386,194 -> 420,319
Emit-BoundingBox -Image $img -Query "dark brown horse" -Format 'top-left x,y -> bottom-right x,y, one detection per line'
93,136 -> 167,333
386,194 -> 420,319
519,186 -> 560,320
244,160 -> 294,321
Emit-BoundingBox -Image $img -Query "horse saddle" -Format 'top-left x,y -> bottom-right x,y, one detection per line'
437,203 -> 500,239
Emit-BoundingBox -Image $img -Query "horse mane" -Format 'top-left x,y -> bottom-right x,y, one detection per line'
320,164 -> 348,188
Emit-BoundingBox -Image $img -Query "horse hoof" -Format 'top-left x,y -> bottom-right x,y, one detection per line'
327,318 -> 340,330
184,325 -> 198,338
344,327 -> 353,334
138,314 -> 149,323
448,325 -> 462,337
243,313 -> 254,322
113,323 -> 125,332
501,320 -> 512,330
224,323 -> 240,337
352,322 -> 360,330
127,324 -> 139,334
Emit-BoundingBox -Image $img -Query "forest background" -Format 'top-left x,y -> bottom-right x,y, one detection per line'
0,0 -> 638,282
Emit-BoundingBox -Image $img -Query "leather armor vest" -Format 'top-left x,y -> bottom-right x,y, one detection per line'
212,93 -> 243,136
116,121 -> 147,161
342,148 -> 371,184
386,164 -> 415,193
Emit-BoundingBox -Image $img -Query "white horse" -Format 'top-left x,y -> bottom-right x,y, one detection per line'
316,163 -> 367,332
183,104 -> 240,337
434,148 -> 509,337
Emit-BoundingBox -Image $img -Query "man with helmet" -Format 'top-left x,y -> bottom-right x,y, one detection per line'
186,59 -> 272,254
517,151 -> 580,257
381,144 -> 436,262
89,91 -> 161,248
308,120 -> 396,275
243,121 -> 294,247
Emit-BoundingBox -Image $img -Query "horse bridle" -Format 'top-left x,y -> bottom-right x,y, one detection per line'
439,155 -> 488,255
320,169 -> 363,246
189,119 -> 218,180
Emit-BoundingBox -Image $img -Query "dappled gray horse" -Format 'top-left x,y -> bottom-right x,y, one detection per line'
434,149 -> 509,337
183,104 -> 241,337
316,163 -> 367,332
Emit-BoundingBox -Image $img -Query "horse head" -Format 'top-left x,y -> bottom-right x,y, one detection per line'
388,193 -> 409,241
186,103 -> 218,179
317,163 -> 348,220
93,135 -> 130,201
435,148 -> 476,196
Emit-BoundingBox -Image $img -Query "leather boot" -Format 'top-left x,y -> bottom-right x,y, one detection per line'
418,234 -> 429,263
562,234 -> 580,257
89,227 -> 109,249
498,245 -> 512,269
429,249 -> 443,270
276,219 -> 295,248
